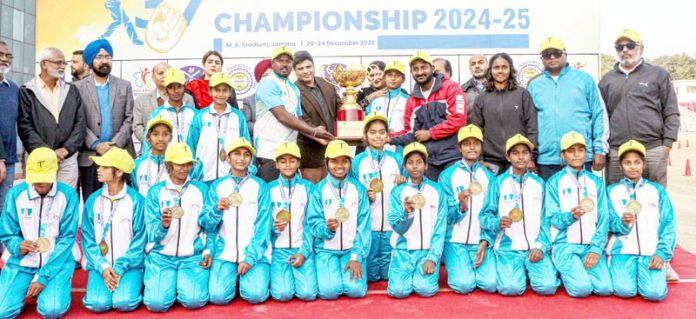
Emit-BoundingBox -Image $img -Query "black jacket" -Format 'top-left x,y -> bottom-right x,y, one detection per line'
18,79 -> 87,157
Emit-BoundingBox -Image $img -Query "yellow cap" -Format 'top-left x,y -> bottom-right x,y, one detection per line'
539,37 -> 565,53
89,147 -> 135,174
272,45 -> 294,60
458,124 -> 483,143
163,68 -> 185,87
403,142 -> 428,160
560,131 -> 587,151
26,147 -> 58,184
325,140 -> 352,159
363,111 -> 388,129
384,60 -> 406,75
146,114 -> 174,132
165,143 -> 197,164
618,139 -> 646,158
408,51 -> 433,66
226,138 -> 256,156
505,134 -> 534,153
615,28 -> 642,44
209,72 -> 232,88
274,141 -> 301,160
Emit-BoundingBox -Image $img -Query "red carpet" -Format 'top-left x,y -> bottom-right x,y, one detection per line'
12,246 -> 696,318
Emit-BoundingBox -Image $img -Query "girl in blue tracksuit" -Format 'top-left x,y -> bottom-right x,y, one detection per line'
438,125 -> 497,294
366,60 -> 409,154
82,148 -> 146,312
480,134 -> 560,296
268,142 -> 318,301
132,115 -> 202,197
606,140 -> 676,302
352,112 -> 405,282
0,148 -> 79,319
187,73 -> 253,184
544,132 -> 612,298
387,142 -> 447,298
202,138 -> 271,305
143,143 -> 215,312
306,140 -> 371,299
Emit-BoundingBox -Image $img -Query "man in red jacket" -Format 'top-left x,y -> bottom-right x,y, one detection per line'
391,51 -> 467,180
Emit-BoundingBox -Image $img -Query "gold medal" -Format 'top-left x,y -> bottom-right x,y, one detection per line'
228,192 -> 243,207
35,237 -> 51,253
276,210 -> 291,223
580,197 -> 595,212
370,179 -> 384,193
412,194 -> 426,209
469,181 -> 483,196
509,208 -> 524,223
170,206 -> 185,219
335,207 -> 350,223
626,200 -> 642,214
99,240 -> 109,256
219,149 -> 227,162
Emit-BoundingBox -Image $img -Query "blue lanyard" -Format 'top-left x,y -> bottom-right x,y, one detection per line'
98,194 -> 121,242
328,179 -> 347,208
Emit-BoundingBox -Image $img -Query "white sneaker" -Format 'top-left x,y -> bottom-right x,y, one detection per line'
665,262 -> 680,282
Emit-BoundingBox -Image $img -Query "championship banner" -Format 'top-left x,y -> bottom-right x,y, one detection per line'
37,0 -> 601,97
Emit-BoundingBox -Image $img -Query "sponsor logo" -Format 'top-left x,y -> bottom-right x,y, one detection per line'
227,64 -> 255,97
517,60 -> 543,88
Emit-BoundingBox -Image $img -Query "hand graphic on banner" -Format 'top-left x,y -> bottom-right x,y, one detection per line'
145,4 -> 188,53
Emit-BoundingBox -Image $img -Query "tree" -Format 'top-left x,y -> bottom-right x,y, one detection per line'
601,53 -> 696,80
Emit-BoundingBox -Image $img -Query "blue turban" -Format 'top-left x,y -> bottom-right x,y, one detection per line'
83,39 -> 113,67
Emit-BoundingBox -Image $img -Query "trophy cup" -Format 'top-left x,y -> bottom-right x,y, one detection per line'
329,65 -> 366,140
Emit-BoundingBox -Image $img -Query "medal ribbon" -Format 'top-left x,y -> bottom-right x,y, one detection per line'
328,179 -> 347,208
231,175 -> 251,193
384,91 -> 401,128
38,196 -> 56,238
144,155 -> 165,188
458,160 -> 479,182
407,178 -> 425,194
170,107 -> 187,143
278,176 -> 295,210
622,177 -> 644,200
214,111 -> 231,153
367,148 -> 387,177
98,194 -> 121,242
508,173 -> 527,209
566,167 -> 588,198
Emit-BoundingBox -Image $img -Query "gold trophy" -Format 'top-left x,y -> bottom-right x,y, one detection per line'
329,65 -> 367,140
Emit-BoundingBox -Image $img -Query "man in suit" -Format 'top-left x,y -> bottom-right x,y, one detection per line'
18,47 -> 86,188
133,62 -> 194,145
73,39 -> 134,198
293,50 -> 339,183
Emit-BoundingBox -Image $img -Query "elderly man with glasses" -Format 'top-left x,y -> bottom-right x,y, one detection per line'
18,47 -> 87,189
527,37 -> 609,181
599,29 -> 681,282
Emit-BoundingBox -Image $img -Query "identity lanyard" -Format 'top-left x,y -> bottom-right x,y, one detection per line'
145,155 -> 165,188
213,111 -> 231,151
566,167 -> 588,198
328,179 -> 347,208
231,175 -> 251,193
38,196 -> 56,238
98,194 -> 121,242
623,177 -> 643,200
508,173 -> 527,209
278,176 -> 295,210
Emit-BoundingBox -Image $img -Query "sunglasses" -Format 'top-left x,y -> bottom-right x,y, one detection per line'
541,50 -> 564,60
615,42 -> 638,51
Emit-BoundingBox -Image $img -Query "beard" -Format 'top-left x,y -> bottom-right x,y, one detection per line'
0,65 -> 10,75
92,64 -> 111,77
415,73 -> 434,85
620,56 -> 641,68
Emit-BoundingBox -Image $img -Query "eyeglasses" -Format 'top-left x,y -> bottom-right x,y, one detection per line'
94,55 -> 113,61
45,60 -> 68,66
615,42 -> 638,52
541,50 -> 564,60
0,52 -> 13,59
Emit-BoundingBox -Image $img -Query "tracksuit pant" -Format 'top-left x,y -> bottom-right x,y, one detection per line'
387,249 -> 440,298
83,268 -> 143,312
610,254 -> 668,302
367,231 -> 392,282
208,259 -> 270,305
270,248 -> 317,301
443,242 -> 497,294
553,244 -> 612,297
495,250 -> 560,296
315,249 -> 367,299
0,261 -> 74,319
143,253 -> 209,312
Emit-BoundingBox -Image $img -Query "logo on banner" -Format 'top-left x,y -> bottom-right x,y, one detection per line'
131,67 -> 154,89
227,64 -> 255,96
180,66 -> 204,82
517,61 -> 543,88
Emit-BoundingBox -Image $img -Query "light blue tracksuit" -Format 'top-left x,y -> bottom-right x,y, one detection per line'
545,167 -> 612,297
438,161 -> 497,294
186,104 -> 254,183
81,184 -> 146,312
387,178 -> 447,298
132,152 -> 203,197
202,174 -> 272,305
306,175 -> 371,299
267,175 -> 318,301
143,178 -> 214,312
141,102 -> 199,154
606,178 -> 676,302
365,88 -> 410,155
480,169 -> 560,296
352,147 -> 403,282
0,182 -> 79,319
527,64 -> 609,165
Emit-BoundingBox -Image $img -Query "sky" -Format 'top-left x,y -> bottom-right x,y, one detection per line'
600,1 -> 696,58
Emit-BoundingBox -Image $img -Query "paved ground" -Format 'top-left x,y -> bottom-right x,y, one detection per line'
667,131 -> 696,253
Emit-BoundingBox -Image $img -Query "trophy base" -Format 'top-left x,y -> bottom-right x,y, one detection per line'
334,121 -> 364,141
